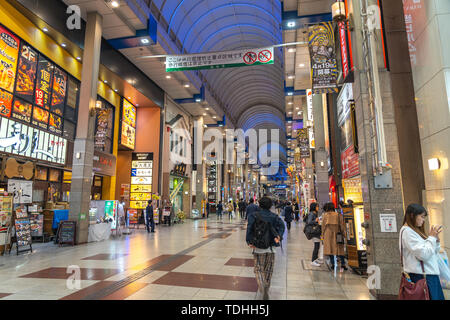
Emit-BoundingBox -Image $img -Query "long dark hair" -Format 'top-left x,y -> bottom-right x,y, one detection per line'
403,204 -> 428,239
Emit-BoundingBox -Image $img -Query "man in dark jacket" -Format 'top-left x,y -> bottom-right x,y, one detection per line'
145,200 -> 155,233
246,196 -> 285,300
245,198 -> 258,220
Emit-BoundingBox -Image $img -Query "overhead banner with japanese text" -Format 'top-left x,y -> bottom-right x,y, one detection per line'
308,22 -> 338,94
166,47 -> 274,72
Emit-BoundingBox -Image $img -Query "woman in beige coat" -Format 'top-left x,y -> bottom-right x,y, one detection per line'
321,202 -> 347,271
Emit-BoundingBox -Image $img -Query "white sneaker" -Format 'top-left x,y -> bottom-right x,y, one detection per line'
310,261 -> 321,267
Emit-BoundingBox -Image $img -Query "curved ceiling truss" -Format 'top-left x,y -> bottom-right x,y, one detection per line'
153,0 -> 285,167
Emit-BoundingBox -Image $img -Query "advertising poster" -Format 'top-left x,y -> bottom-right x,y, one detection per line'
35,57 -> 54,109
15,43 -> 38,102
0,25 -> 20,93
308,22 -> 338,93
49,113 -> 62,135
12,98 -> 32,122
0,88 -> 13,117
121,122 -> 135,150
122,99 -> 136,128
32,105 -> 49,129
50,66 -> 67,116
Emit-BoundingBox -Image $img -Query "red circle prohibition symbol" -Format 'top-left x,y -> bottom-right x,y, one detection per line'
243,52 -> 257,65
258,50 -> 272,63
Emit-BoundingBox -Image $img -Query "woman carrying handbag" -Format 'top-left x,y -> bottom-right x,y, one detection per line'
399,204 -> 445,300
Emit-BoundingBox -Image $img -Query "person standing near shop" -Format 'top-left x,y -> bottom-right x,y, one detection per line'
145,200 -> 155,233
322,202 -> 346,271
217,201 -> 223,220
399,204 -> 445,300
246,196 -> 285,300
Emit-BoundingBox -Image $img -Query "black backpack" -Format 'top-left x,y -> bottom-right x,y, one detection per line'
250,211 -> 275,249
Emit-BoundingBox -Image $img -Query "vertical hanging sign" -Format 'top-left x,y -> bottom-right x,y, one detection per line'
308,22 -> 338,93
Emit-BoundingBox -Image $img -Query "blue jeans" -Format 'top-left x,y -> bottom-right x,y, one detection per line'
409,273 -> 445,300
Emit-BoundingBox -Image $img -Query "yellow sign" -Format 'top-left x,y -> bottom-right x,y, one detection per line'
342,177 -> 363,203
0,25 -> 20,93
122,99 -> 136,127
130,192 -> 152,201
131,185 -> 152,193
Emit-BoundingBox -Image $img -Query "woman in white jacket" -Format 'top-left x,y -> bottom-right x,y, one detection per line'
399,204 -> 444,300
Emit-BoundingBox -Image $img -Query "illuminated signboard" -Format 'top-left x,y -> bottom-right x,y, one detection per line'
130,153 -> 153,209
0,117 -> 67,164
120,99 -> 136,150
0,25 -> 20,93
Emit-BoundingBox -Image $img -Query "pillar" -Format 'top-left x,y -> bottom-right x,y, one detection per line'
313,93 -> 330,207
69,12 -> 102,244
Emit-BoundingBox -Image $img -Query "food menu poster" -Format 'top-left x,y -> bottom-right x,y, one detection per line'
15,43 -> 38,102
0,25 -> 20,93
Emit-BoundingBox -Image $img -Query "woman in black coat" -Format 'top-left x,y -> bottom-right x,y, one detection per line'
284,202 -> 294,231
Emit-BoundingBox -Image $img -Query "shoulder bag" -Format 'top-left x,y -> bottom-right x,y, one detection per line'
398,228 -> 430,300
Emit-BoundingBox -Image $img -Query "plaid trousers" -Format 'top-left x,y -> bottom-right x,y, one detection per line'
253,252 -> 275,291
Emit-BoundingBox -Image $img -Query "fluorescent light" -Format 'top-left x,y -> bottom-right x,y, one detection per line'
428,158 -> 441,171
111,0 -> 119,8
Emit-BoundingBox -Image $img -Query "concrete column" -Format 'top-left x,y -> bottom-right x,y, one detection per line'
348,0 -> 406,299
313,93 -> 330,207
69,12 -> 102,244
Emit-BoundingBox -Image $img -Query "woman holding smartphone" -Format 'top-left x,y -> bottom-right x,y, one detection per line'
399,204 -> 445,300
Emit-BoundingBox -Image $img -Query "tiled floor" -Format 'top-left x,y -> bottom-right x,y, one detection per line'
0,216 -> 373,300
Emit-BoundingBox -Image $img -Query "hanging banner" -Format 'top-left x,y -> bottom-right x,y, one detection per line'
166,47 -> 274,72
308,22 -> 338,93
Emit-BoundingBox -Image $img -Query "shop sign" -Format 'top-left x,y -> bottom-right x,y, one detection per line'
306,89 -> 313,122
15,44 -> 38,102
342,176 -> 363,203
338,21 -> 350,81
8,179 -> 32,204
0,117 -> 67,164
341,144 -> 360,179
93,150 -> 116,176
166,47 -> 274,72
337,83 -> 353,126
0,25 -> 20,93
131,168 -> 152,177
308,22 -> 338,93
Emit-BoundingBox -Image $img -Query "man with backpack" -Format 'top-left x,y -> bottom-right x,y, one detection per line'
246,196 -> 285,300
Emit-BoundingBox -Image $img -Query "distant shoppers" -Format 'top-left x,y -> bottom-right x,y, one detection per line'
217,201 -> 223,220
238,198 -> 246,219
322,202 -> 346,271
227,201 -> 234,220
145,200 -> 155,233
246,196 -> 285,300
246,198 -> 258,220
283,202 -> 294,231
293,201 -> 300,222
399,204 -> 445,300
306,203 -> 322,267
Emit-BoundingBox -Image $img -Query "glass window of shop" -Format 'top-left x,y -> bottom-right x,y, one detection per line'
0,24 -> 80,206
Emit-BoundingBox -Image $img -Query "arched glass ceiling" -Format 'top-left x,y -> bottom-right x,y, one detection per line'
153,0 -> 285,166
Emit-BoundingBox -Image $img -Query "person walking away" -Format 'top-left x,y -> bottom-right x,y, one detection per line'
322,202 -> 346,271
307,203 -> 322,267
217,201 -> 223,220
399,204 -> 445,300
227,201 -> 234,220
293,201 -> 300,222
145,200 -> 155,233
245,198 -> 258,220
246,196 -> 285,300
284,202 -> 294,231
